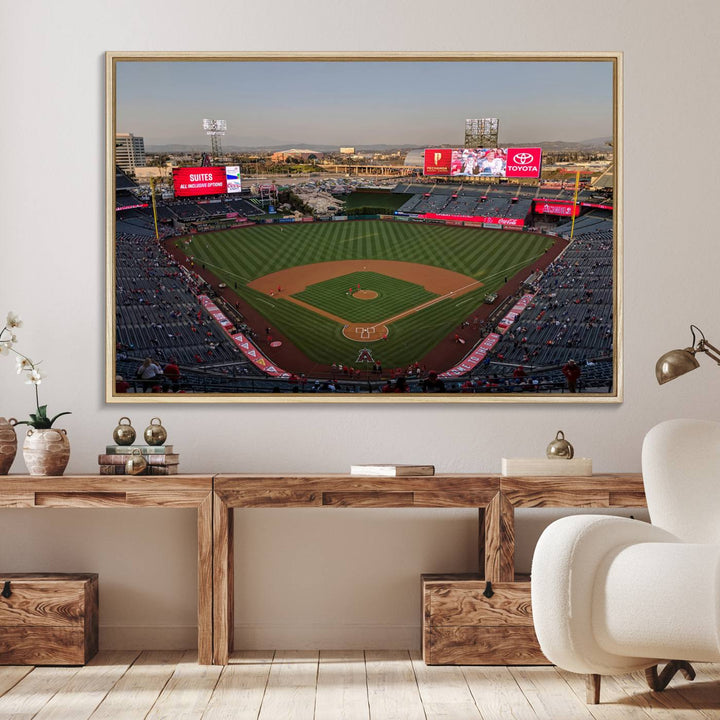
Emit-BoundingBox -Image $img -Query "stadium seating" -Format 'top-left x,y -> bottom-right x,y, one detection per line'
553,213 -> 613,237
169,202 -> 208,219
115,167 -> 138,190
395,185 -> 536,223
115,232 -> 267,392
465,228 -> 615,392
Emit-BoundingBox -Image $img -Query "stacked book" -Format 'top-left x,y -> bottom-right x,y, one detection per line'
349,464 -> 435,477
98,445 -> 180,475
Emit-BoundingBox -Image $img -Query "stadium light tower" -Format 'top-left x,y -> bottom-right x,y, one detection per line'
203,118 -> 226,160
465,118 -> 499,148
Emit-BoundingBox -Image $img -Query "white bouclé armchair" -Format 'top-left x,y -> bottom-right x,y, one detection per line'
531,418 -> 720,703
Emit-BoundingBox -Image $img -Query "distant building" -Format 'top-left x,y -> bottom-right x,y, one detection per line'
403,149 -> 426,167
271,149 -> 324,162
115,133 -> 146,174
339,147 -> 355,154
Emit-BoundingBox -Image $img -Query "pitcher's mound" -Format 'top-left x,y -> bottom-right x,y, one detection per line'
353,290 -> 378,300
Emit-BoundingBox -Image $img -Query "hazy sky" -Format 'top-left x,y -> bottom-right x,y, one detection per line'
116,60 -> 614,147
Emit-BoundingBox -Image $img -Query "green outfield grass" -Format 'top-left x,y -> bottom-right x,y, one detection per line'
341,191 -> 413,212
177,220 -> 554,369
293,271 -> 437,323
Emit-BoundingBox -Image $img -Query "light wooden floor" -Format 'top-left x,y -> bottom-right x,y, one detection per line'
0,650 -> 718,720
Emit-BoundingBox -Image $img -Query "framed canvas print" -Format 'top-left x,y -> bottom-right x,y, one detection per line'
106,52 -> 622,403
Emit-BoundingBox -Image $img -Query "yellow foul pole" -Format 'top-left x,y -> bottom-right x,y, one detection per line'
150,177 -> 160,240
569,170 -> 580,239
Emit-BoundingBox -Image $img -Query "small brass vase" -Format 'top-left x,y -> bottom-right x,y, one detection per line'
546,430 -> 574,459
144,417 -> 167,446
125,449 -> 147,475
112,417 -> 136,446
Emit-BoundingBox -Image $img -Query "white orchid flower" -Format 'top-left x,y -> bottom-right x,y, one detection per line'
25,368 -> 46,385
6,312 -> 22,329
16,356 -> 33,373
3,310 -> 71,429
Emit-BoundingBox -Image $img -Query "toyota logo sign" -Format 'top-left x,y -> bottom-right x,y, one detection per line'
506,148 -> 541,177
513,153 -> 534,165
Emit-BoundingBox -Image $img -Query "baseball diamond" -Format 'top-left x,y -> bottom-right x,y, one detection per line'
171,220 -> 559,371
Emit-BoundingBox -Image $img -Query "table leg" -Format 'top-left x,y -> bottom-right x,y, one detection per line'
478,507 -> 486,577
483,492 -> 515,582
197,493 -> 213,665
213,492 -> 234,665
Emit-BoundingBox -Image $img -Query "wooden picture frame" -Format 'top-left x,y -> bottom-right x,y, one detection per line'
106,52 -> 622,403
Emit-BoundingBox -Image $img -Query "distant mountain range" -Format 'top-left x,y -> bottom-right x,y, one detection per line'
146,143 -> 420,153
145,137 -> 612,154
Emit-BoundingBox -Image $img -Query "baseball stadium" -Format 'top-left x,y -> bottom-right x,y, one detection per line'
114,171 -> 615,396
112,61 -> 617,398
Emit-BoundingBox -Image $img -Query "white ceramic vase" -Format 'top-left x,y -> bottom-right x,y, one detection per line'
22,427 -> 70,476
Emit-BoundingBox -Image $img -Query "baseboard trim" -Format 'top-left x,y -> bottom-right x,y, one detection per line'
99,623 -> 421,650
233,623 -> 421,650
100,625 -> 198,650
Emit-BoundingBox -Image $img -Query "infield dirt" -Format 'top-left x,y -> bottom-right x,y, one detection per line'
249,260 -> 482,342
247,259 -> 478,296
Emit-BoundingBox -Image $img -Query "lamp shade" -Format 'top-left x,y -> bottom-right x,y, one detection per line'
655,348 -> 700,385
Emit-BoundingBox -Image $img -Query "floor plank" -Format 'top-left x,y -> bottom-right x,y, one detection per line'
145,649 -> 223,720
88,650 -> 184,720
510,666 -> 596,720
33,651 -> 140,720
226,650 -> 276,665
592,669 -> 700,720
463,665 -> 538,720
257,651 -> 319,720
1,652 -> 717,720
410,649 -> 483,720
365,650 -> 425,720
555,668 -> 653,719
619,664 -> 720,720
697,664 -> 720,680
0,665 -> 80,719
673,663 -> 720,720
0,667 -> 33,699
202,651 -> 274,720
314,650 -> 369,720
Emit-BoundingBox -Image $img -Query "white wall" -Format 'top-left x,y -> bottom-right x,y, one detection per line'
1,0 -> 719,650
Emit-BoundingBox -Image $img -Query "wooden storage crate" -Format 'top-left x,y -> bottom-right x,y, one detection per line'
0,573 -> 98,665
422,573 -> 548,665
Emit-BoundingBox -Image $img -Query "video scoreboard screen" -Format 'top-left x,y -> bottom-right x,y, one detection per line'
172,166 -> 242,197
424,148 -> 542,178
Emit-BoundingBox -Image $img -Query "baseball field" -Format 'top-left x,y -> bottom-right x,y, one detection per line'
174,220 -> 555,370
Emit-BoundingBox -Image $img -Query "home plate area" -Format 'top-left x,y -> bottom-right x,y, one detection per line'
343,323 -> 389,342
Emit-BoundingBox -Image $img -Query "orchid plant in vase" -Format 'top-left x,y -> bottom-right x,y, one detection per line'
0,312 -> 71,428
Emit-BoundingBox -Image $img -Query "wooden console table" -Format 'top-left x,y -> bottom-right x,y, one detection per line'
212,473 -> 645,665
0,475 -> 214,665
1,473 -> 647,666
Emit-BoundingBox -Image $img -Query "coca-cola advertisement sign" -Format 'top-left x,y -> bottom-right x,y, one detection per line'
420,212 -> 524,227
